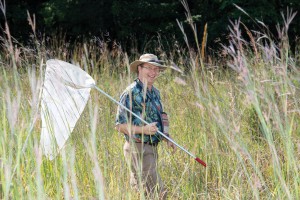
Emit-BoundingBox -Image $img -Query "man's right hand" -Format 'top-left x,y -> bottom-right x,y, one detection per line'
144,122 -> 158,135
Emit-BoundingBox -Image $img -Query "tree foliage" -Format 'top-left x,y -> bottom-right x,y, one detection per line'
1,0 -> 300,50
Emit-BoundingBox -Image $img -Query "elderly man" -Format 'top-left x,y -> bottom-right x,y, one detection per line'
115,53 -> 176,199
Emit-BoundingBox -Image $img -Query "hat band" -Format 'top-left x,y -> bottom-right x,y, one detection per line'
141,59 -> 163,64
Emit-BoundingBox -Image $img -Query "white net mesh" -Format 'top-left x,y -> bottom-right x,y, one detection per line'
41,59 -> 95,160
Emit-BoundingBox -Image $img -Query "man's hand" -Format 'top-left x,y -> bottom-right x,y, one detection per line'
144,122 -> 158,135
166,137 -> 176,153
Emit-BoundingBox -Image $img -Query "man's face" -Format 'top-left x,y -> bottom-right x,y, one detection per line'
138,63 -> 160,86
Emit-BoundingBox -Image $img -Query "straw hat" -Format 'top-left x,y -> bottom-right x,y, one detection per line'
130,54 -> 167,73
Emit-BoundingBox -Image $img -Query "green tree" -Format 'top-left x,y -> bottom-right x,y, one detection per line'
40,0 -> 113,37
111,0 -> 184,50
1,0 -> 300,51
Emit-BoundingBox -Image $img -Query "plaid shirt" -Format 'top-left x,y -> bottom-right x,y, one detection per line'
116,79 -> 164,144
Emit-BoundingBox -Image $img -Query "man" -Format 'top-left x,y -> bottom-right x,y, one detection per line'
115,53 -> 176,199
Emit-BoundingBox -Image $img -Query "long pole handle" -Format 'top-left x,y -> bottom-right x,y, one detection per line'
94,85 -> 206,167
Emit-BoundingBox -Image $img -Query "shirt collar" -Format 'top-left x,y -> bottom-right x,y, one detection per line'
135,78 -> 157,96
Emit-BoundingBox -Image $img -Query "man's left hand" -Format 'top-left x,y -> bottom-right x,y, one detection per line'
166,138 -> 176,153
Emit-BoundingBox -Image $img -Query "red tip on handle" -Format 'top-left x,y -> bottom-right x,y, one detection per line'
195,157 -> 206,167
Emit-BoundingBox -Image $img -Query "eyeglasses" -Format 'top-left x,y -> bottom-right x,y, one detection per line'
142,66 -> 161,73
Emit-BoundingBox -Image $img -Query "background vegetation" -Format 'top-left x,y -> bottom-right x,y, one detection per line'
1,0 -> 300,199
2,0 -> 300,51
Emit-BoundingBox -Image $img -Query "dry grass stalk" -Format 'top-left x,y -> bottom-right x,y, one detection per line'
201,23 -> 207,62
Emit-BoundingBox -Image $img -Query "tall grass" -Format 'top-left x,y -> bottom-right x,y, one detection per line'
176,2 -> 300,199
1,2 -> 300,200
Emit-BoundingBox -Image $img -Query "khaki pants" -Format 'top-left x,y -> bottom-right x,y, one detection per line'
124,141 -> 167,199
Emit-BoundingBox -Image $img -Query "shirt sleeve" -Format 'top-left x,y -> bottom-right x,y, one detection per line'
115,91 -> 130,125
155,88 -> 164,113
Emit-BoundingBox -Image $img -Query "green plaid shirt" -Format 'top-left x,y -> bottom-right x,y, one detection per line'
116,79 -> 164,144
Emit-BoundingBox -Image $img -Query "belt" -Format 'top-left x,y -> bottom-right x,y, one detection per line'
144,141 -> 159,146
125,138 -> 159,146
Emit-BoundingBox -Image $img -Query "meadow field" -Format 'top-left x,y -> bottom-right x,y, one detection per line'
1,9 -> 300,200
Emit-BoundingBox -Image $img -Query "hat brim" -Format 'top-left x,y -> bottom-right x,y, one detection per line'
129,61 -> 167,73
